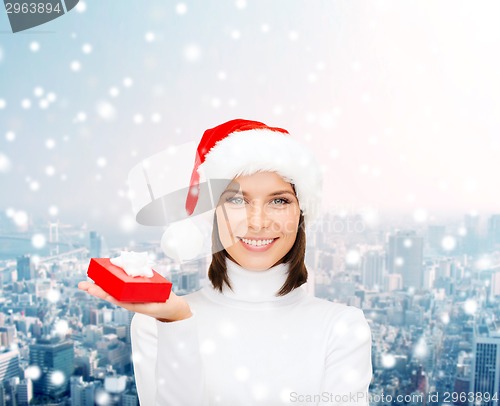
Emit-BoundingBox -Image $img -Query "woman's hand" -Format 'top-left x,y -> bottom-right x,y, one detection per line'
78,281 -> 192,322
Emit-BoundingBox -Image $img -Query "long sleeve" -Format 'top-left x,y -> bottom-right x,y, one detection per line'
130,312 -> 208,406
318,307 -> 373,406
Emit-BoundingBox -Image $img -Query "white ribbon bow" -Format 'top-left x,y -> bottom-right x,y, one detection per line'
110,251 -> 154,278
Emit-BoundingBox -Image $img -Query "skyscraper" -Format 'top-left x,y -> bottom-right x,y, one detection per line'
488,214 -> 500,249
89,231 -> 102,258
361,249 -> 384,289
29,339 -> 74,398
470,330 -> 500,406
387,230 -> 424,290
16,378 -> 33,406
0,349 -> 20,384
16,256 -> 33,281
70,376 -> 98,406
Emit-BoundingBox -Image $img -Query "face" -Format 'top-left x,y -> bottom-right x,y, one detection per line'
215,171 -> 301,271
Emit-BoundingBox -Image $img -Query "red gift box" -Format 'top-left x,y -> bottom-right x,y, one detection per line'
87,258 -> 172,303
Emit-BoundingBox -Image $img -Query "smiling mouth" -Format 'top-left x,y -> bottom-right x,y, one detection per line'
237,237 -> 278,247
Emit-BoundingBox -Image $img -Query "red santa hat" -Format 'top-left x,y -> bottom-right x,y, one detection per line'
185,118 -> 323,225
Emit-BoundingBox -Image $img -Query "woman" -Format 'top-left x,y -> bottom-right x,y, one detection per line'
79,119 -> 373,405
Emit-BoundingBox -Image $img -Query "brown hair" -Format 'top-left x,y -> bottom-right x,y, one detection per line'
208,184 -> 308,296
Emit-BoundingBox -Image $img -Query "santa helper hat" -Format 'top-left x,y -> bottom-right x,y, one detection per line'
161,119 -> 324,261
186,119 -> 323,222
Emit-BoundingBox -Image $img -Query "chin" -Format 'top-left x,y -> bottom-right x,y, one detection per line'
238,257 -> 279,272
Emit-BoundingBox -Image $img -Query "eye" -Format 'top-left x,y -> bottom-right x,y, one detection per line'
271,197 -> 291,205
226,196 -> 245,205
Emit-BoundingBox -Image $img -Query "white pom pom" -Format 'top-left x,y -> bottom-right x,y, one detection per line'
161,219 -> 205,261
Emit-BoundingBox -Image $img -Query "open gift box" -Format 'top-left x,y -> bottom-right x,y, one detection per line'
87,258 -> 172,302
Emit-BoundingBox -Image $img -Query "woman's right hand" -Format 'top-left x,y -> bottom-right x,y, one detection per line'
78,281 -> 192,322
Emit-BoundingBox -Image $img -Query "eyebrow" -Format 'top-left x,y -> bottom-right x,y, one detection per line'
221,189 -> 296,198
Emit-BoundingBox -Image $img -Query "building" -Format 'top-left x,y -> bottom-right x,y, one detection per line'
387,230 -> 424,290
29,339 -> 74,398
0,326 -> 16,349
488,214 -> 500,249
16,378 -> 33,405
0,350 -> 20,384
361,249 -> 384,289
16,256 -> 33,281
70,376 -> 98,406
89,231 -> 102,258
470,328 -> 500,406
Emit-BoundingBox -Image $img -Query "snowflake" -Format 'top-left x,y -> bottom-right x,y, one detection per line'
145,32 -> 155,42
394,257 -> 404,267
33,86 -> 44,97
381,353 -> 396,368
441,236 -> 456,251
440,312 -> 450,324
413,208 -> 427,223
21,99 -> 31,109
48,205 -> 59,216
96,101 -> 116,120
109,87 -> 120,97
55,320 -> 69,335
234,366 -> 249,382
75,1 -> 86,12
47,289 -> 61,303
50,370 -> 65,386
13,210 -> 28,227
120,215 -> 136,233
70,60 -> 81,72
95,390 -> 111,405
31,233 -> 46,249
235,0 -> 246,9
29,42 -> 40,52
176,3 -> 187,15
133,114 -> 143,124
24,365 -> 41,380
39,99 -> 49,109
123,77 -> 133,87
82,43 -> 92,54
184,44 -> 201,62
0,152 -> 11,173
346,250 -> 360,265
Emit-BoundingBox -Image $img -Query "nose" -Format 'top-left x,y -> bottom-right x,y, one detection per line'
246,203 -> 271,231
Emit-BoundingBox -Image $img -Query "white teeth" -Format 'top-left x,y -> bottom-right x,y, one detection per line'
240,238 -> 275,247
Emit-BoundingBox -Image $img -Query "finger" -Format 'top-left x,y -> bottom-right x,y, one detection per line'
78,281 -> 92,290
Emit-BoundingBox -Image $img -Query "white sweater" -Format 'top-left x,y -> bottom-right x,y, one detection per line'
131,258 -> 373,406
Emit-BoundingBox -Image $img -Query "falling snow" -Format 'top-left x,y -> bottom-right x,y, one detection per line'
184,44 -> 201,62
82,43 -> 93,54
70,60 -> 81,72
31,233 -> 46,249
176,3 -> 187,15
0,152 -> 11,173
29,42 -> 40,52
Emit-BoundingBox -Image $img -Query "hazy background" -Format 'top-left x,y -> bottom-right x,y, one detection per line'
1,0 -> 499,245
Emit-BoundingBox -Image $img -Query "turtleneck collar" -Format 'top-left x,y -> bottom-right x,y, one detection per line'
220,257 -> 291,302
201,257 -> 307,308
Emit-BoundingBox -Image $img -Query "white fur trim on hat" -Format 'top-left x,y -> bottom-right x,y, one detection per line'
197,129 -> 323,223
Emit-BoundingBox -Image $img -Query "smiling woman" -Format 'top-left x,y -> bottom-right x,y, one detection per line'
79,119 -> 373,406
